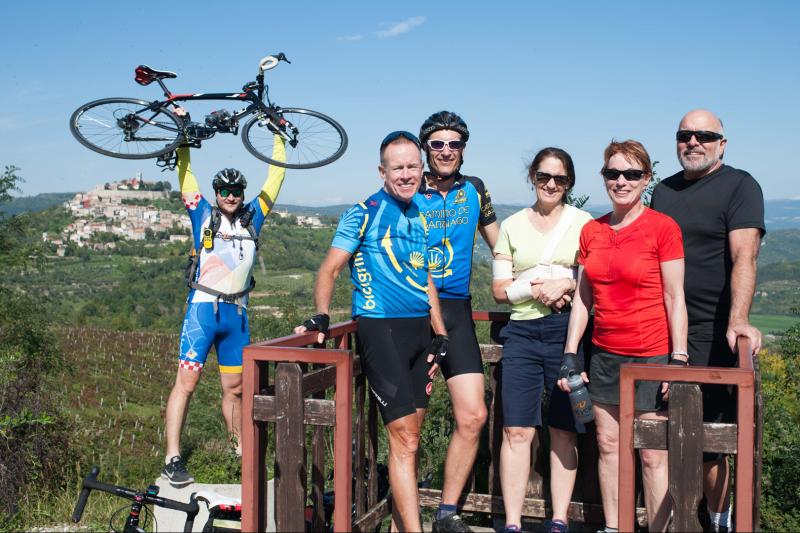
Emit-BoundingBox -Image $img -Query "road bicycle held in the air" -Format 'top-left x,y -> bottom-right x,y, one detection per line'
70,53 -> 348,169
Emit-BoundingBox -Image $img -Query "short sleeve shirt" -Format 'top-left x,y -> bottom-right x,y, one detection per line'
651,165 -> 765,326
332,188 -> 431,318
495,205 -> 593,321
578,208 -> 684,356
416,173 -> 497,299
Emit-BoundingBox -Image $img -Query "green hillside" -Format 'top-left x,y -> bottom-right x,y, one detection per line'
0,192 -> 74,216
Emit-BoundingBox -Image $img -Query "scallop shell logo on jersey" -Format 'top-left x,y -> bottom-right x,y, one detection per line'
409,251 -> 425,270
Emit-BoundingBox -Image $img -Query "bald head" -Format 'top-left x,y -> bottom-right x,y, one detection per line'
679,109 -> 724,135
676,109 -> 727,179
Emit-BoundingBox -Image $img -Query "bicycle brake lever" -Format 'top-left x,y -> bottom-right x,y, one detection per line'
276,52 -> 291,64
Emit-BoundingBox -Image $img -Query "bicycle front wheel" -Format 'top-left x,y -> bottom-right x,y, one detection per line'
70,98 -> 183,159
242,108 -> 348,169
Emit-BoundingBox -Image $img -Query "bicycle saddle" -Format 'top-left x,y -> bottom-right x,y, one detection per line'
135,65 -> 177,86
193,490 -> 241,509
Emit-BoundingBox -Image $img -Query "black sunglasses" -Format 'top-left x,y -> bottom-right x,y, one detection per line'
427,139 -> 465,151
380,130 -> 421,152
601,168 -> 646,181
534,171 -> 570,186
218,188 -> 243,198
676,130 -> 724,143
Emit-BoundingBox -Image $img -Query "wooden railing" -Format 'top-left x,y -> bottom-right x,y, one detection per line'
240,312 -> 761,532
618,336 -> 762,532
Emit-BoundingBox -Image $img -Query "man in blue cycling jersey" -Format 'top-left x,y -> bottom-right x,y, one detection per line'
160,130 -> 286,488
416,111 -> 498,532
295,131 -> 448,532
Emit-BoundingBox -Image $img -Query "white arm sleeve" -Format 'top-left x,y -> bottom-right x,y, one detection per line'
492,259 -> 513,280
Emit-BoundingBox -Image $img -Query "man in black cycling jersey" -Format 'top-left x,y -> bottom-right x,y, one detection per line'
415,111 -> 499,532
295,130 -> 448,532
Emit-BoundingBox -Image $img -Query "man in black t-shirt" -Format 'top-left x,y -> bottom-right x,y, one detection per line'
651,109 -> 765,533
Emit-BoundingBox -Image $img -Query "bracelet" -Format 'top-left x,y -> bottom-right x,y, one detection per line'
671,351 -> 689,356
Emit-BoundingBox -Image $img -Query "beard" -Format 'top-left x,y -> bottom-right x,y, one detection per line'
679,149 -> 720,173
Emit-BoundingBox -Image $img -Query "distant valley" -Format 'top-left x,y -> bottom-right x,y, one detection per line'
8,195 -> 800,232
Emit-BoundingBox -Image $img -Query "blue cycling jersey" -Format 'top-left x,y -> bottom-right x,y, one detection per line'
331,188 -> 430,318
416,173 -> 496,299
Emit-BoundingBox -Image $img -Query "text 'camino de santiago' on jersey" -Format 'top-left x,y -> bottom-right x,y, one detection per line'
416,173 -> 497,299
332,189 -> 431,319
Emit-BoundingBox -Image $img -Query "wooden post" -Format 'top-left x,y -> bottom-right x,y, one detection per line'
275,363 -> 306,533
488,361 -> 503,498
354,372 -> 367,516
241,354 -> 263,533
668,383 -> 703,532
332,349 -> 354,531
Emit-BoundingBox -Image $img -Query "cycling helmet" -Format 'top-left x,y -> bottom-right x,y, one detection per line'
212,168 -> 247,191
419,111 -> 469,145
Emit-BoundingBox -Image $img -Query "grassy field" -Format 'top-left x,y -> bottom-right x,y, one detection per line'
14,327 -> 240,531
751,313 -> 799,335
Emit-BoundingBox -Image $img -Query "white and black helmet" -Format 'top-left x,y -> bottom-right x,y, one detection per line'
419,111 -> 470,145
212,168 -> 247,191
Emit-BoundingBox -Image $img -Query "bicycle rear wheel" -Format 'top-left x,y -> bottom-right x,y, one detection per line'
70,98 -> 183,159
242,108 -> 348,169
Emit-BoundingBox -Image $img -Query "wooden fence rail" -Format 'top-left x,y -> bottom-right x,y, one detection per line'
240,313 -> 761,532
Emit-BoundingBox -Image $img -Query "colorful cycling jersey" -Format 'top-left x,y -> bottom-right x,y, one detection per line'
416,173 -> 496,299
331,188 -> 431,318
184,196 -> 266,306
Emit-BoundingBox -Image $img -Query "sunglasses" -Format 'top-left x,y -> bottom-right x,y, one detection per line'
601,168 -> 646,181
218,188 -> 243,198
426,139 -> 466,151
676,130 -> 724,143
380,130 -> 420,152
534,171 -> 569,186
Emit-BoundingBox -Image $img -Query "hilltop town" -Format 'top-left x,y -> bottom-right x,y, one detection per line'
42,176 -> 327,255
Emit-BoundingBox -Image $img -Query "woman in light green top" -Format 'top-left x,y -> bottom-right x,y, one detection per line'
491,147 -> 592,533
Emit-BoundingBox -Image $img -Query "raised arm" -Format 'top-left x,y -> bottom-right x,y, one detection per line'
256,137 -> 287,216
726,227 -> 762,355
176,147 -> 201,199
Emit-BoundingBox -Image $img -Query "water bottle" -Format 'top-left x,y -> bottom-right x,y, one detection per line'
566,373 -> 594,423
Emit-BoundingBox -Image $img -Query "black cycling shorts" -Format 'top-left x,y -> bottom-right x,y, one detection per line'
356,316 -> 433,425
688,323 -> 737,462
438,298 -> 484,380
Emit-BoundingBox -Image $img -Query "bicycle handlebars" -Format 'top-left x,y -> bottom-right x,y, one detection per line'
259,52 -> 290,73
72,466 -> 200,533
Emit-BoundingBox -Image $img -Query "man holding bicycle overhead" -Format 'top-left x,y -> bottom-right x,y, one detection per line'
294,131 -> 448,532
161,113 -> 287,487
415,111 -> 497,532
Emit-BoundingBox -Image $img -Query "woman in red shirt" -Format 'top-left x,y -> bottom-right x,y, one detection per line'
558,140 -> 688,533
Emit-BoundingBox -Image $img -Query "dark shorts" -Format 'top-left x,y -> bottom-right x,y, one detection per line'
588,348 -> 668,412
499,312 -> 586,433
439,298 -> 484,380
688,323 -> 737,462
356,316 -> 433,425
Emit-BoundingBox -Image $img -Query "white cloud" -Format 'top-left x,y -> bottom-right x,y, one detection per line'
375,16 -> 426,38
337,34 -> 364,42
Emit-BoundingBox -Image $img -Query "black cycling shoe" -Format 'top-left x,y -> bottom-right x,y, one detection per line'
161,455 -> 195,487
432,513 -> 472,532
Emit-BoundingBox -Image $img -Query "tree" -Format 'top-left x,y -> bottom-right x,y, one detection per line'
0,165 -> 23,205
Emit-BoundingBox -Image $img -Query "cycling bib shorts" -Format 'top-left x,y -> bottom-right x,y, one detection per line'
179,302 -> 249,373
439,298 -> 484,379
356,316 -> 433,424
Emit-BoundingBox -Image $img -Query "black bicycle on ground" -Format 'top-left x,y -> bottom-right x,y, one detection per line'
72,466 -> 200,533
69,53 -> 348,169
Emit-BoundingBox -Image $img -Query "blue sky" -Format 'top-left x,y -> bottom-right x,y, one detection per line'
2,0 -> 799,206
